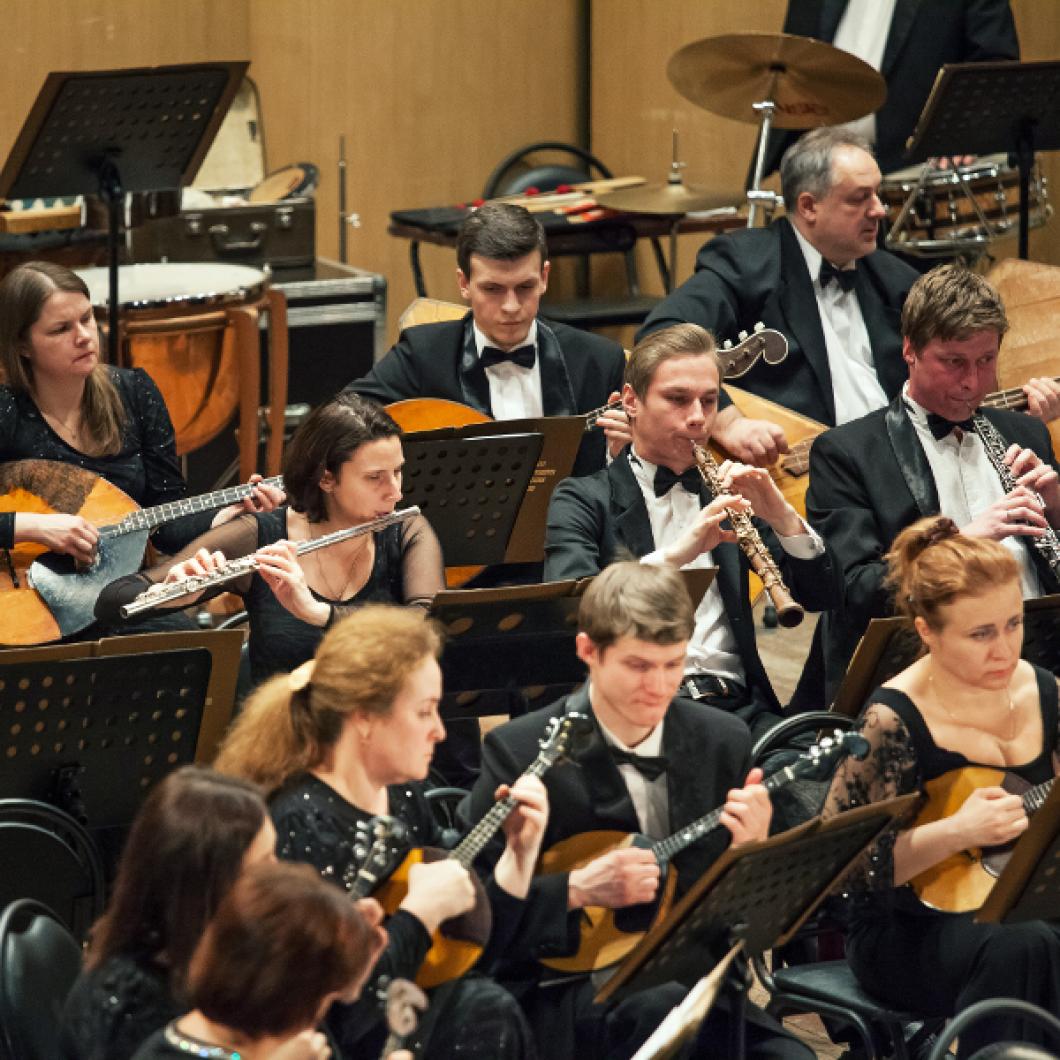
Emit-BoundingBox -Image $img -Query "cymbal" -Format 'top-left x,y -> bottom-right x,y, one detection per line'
667,32 -> 887,130
596,180 -> 739,216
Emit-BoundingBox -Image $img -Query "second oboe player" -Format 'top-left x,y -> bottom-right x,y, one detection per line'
96,393 -> 444,690
544,323 -> 841,736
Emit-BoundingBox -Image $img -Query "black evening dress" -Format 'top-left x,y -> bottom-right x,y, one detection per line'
823,663 -> 1060,1059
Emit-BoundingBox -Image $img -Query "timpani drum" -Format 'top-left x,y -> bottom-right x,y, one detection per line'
880,154 -> 1051,258
76,263 -> 269,456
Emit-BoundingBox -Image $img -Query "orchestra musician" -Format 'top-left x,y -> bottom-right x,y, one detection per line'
95,393 -> 443,688
463,560 -> 814,1059
214,605 -> 546,1060
60,767 -> 280,1060
821,515 -> 1060,1059
0,261 -> 283,632
807,264 -> 1060,702
544,322 -> 840,734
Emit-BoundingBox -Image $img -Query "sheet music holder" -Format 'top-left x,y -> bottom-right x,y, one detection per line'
430,570 -> 716,719
594,796 -> 918,1013
402,415 -> 585,567
904,60 -> 1060,259
977,776 -> 1060,926
832,594 -> 1060,718
0,61 -> 247,359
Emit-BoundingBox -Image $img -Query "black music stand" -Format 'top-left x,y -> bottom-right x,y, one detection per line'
0,629 -> 242,859
431,570 -> 716,719
595,796 -> 919,1059
0,62 -> 246,360
904,60 -> 1060,259
978,778 -> 1060,926
832,594 -> 1060,718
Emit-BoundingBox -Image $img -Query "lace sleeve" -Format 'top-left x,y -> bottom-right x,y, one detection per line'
396,513 -> 444,609
822,701 -> 921,892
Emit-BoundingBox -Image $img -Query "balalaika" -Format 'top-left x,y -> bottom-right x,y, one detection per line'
972,414 -> 1060,580
119,506 -> 421,618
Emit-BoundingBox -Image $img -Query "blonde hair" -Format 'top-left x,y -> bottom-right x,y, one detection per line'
624,323 -> 720,399
886,515 -> 1020,631
215,606 -> 442,793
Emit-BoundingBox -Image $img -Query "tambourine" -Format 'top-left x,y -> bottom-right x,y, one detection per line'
248,162 -> 319,203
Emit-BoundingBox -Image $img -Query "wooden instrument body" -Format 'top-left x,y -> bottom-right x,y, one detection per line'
373,846 -> 493,990
909,766 -> 1029,913
536,830 -> 677,973
0,461 -> 140,645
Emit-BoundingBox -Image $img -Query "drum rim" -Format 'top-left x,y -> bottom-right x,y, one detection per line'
75,263 -> 269,312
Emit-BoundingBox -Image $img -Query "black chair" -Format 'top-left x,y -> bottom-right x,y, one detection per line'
751,712 -> 942,1060
0,800 -> 106,945
216,608 -> 252,704
929,999 -> 1060,1060
0,898 -> 82,1060
483,140 -> 663,329
424,784 -> 470,851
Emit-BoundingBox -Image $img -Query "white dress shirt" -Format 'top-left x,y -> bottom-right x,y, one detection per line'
630,449 -> 824,681
473,320 -> 543,419
903,385 -> 1040,597
596,710 -> 669,840
792,225 -> 889,424
833,0 -> 899,147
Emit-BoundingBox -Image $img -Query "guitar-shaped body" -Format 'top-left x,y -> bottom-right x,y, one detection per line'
373,711 -> 593,988
910,766 -> 1054,913
537,730 -> 869,973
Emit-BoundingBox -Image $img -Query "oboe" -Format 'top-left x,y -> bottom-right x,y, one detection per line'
689,441 -> 805,628
972,414 -> 1060,578
119,506 -> 421,618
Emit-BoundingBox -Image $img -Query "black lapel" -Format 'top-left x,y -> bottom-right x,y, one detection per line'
856,258 -> 906,401
456,316 -> 494,416
611,457 -> 658,558
820,0 -> 848,40
885,395 -> 939,516
881,0 -> 921,76
661,702 -> 714,835
777,220 -> 836,425
536,320 -> 577,417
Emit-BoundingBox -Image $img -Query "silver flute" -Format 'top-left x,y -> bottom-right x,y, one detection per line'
973,414 -> 1060,578
119,506 -> 421,618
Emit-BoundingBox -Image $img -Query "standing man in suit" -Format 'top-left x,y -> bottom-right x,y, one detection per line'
544,323 -> 840,734
464,560 -> 815,1059
808,264 -> 1060,702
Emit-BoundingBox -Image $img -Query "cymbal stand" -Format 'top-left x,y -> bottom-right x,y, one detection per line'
665,131 -> 687,292
747,91 -> 784,227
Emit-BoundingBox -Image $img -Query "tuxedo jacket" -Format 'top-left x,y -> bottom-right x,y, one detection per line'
544,453 -> 842,714
347,313 -> 625,475
760,0 -> 1020,176
807,398 -> 1060,700
636,218 -> 919,427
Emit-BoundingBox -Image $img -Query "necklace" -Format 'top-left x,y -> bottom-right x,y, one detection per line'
40,407 -> 85,448
928,670 -> 1017,742
163,1020 -> 242,1059
307,529 -> 370,601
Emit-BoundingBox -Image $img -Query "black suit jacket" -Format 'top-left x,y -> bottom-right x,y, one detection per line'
760,0 -> 1019,176
807,398 -> 1060,700
636,218 -> 918,427
347,313 -> 625,475
544,453 -> 842,715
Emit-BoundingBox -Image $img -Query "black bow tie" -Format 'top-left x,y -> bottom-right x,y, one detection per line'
819,260 -> 857,293
481,344 -> 536,370
610,746 -> 669,781
653,465 -> 702,498
926,412 -> 976,440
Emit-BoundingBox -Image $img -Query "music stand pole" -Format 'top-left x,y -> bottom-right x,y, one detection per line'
97,157 -> 123,364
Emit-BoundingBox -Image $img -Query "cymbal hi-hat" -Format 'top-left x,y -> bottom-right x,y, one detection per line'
596,178 -> 737,216
667,32 -> 887,129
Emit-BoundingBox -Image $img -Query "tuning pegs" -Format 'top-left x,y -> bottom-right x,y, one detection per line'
753,321 -> 765,332
737,330 -> 748,342
722,339 -> 733,350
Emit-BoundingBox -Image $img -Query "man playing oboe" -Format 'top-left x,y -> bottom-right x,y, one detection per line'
543,323 -> 840,735
808,264 -> 1060,703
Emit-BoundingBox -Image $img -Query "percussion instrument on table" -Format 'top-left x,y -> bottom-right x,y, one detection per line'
248,162 -> 319,204
76,262 -> 288,481
881,154 -> 1051,257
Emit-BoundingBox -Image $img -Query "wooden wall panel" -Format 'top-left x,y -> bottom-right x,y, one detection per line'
247,0 -> 582,343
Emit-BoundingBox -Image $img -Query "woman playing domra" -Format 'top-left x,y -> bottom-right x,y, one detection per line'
823,515 -> 1060,1057
215,605 -> 545,1059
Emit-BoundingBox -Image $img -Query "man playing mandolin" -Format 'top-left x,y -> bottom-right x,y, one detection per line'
464,561 -> 813,1059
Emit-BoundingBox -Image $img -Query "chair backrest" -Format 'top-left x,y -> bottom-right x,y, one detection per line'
0,800 -> 106,944
483,140 -> 612,199
0,898 -> 83,1060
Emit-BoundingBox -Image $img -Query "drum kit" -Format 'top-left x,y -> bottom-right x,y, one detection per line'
596,30 -> 1049,260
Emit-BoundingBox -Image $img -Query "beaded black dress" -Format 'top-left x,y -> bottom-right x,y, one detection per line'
823,663 -> 1060,1059
270,774 -> 536,1059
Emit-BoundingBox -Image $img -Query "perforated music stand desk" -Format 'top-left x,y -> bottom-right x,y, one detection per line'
905,60 -> 1060,258
978,778 -> 1060,926
595,795 -> 918,1009
431,569 -> 716,719
0,61 -> 247,359
832,594 -> 1060,719
402,415 -> 585,567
